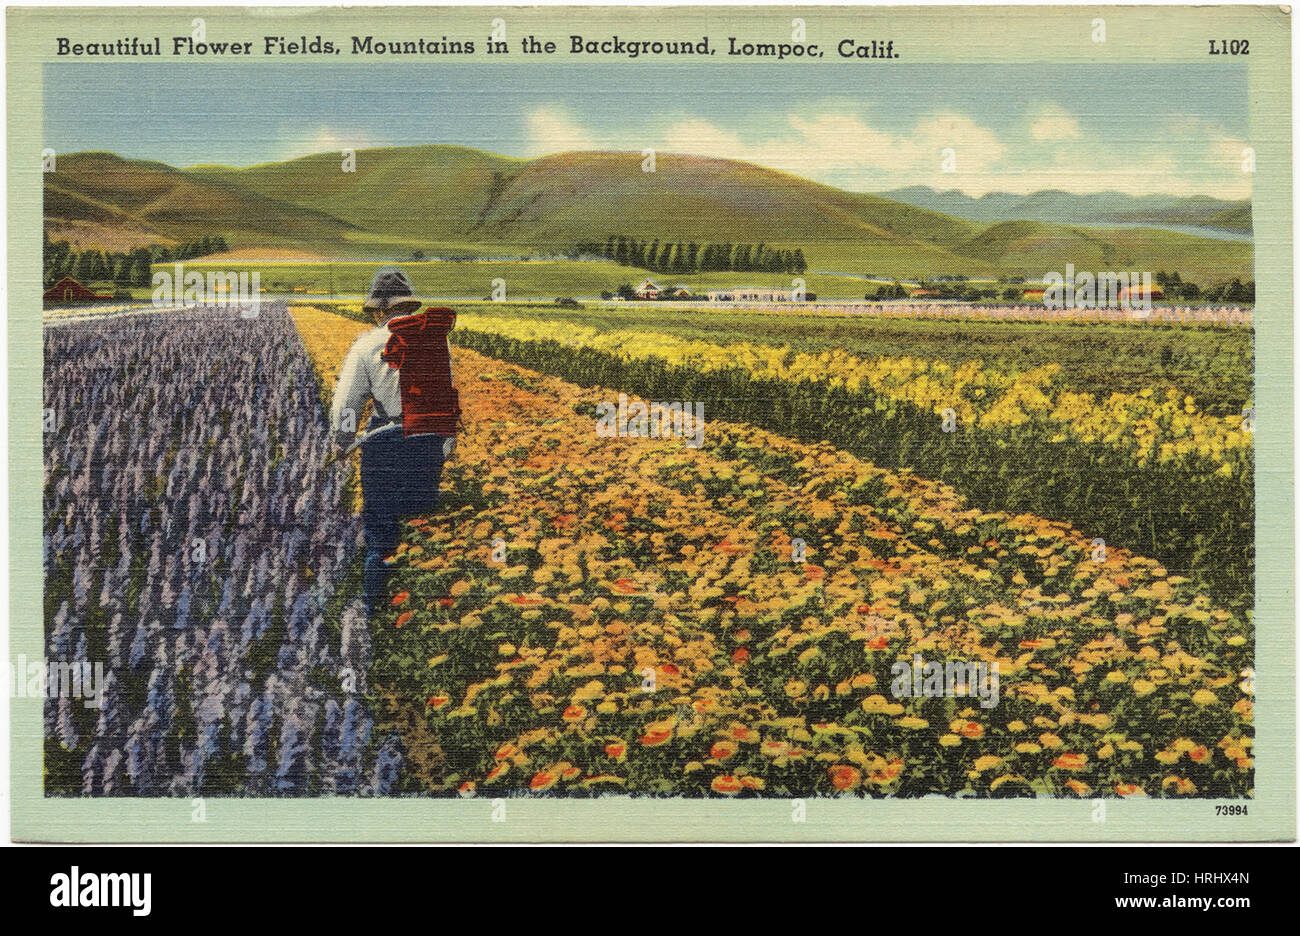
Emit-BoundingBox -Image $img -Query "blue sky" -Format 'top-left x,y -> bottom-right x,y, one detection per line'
45,61 -> 1251,197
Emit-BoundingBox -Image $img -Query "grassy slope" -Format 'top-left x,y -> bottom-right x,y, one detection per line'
182,145 -> 1253,279
188,146 -> 993,274
1115,202 -> 1253,234
958,220 -> 1254,283
188,145 -> 527,246
471,152 -> 980,248
48,145 -> 1255,280
44,152 -> 360,250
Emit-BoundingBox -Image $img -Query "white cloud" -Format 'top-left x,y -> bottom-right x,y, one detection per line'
659,118 -> 759,163
914,113 -> 1010,173
1030,107 -> 1083,142
524,106 -> 597,154
1210,137 -> 1253,171
645,110 -> 1007,186
277,128 -> 384,162
520,104 -> 1249,199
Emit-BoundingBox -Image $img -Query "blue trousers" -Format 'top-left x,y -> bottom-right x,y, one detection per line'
360,430 -> 447,612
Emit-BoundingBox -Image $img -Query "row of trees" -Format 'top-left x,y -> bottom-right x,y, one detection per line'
867,282 -> 909,301
866,275 -> 1257,304
43,233 -> 230,288
867,281 -> 1008,301
573,236 -> 808,275
1155,271 -> 1255,304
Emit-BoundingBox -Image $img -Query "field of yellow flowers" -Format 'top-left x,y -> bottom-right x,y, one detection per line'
446,310 -> 1253,609
291,305 -> 1252,798
452,312 -> 1252,472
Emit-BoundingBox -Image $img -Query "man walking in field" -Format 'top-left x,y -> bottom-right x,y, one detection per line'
331,267 -> 460,612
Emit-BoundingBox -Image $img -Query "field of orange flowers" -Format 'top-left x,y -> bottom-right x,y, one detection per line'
291,305 -> 1253,798
444,310 -> 1253,608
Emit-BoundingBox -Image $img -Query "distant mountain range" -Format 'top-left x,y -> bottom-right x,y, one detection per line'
877,186 -> 1252,235
43,146 -> 1254,282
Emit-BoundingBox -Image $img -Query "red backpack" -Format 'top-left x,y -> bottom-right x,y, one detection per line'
381,308 -> 461,436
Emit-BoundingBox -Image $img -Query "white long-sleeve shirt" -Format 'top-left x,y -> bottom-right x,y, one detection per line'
331,323 -> 402,442
329,320 -> 457,457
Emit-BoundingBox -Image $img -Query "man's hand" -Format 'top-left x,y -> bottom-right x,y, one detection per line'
325,434 -> 355,466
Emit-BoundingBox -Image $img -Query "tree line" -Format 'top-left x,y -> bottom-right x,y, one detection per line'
43,233 -> 230,288
866,273 -> 1256,304
571,235 -> 808,275
1155,271 -> 1255,304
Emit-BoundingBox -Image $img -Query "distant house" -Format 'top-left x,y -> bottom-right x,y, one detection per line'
908,289 -> 939,298
706,287 -> 800,302
43,277 -> 112,303
635,279 -> 662,299
672,287 -> 692,298
1118,283 -> 1164,303
1017,284 -> 1163,305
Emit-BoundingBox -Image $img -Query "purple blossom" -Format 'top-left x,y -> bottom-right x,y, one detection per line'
44,305 -> 365,796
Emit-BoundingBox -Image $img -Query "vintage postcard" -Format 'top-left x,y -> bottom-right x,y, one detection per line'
6,3 -> 1295,842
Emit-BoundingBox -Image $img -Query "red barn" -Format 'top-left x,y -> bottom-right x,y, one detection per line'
43,277 -> 112,303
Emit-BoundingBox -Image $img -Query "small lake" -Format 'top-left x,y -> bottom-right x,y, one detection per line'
1081,222 -> 1253,243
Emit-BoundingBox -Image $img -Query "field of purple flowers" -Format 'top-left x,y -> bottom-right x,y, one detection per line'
43,303 -> 402,795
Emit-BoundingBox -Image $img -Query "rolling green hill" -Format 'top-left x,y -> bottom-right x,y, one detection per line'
459,151 -> 982,250
956,220 -> 1253,283
186,146 -> 989,272
44,146 -> 1253,281
44,151 -> 359,251
187,145 -> 526,247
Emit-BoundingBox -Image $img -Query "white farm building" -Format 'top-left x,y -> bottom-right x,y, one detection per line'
706,287 -> 800,302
